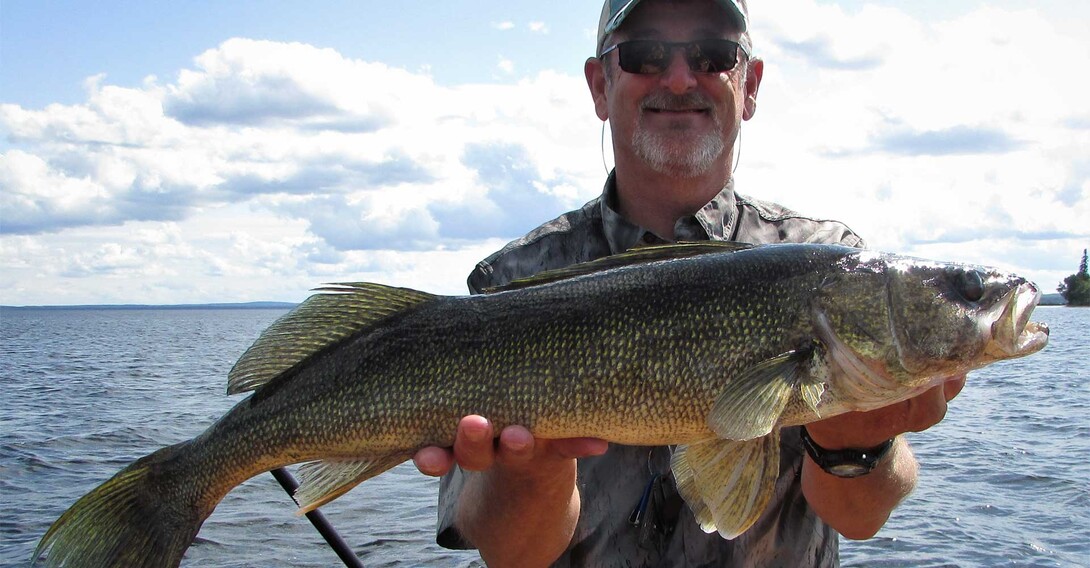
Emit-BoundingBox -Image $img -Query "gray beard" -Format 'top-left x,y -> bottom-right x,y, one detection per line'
630,91 -> 726,177
632,126 -> 725,177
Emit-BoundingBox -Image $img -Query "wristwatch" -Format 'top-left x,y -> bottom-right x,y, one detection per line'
799,426 -> 895,478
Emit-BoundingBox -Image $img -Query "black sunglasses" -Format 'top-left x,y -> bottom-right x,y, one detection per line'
600,39 -> 747,75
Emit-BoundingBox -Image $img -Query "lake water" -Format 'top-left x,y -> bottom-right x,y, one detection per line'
1,306 -> 1087,567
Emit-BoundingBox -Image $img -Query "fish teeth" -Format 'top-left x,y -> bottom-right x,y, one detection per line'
990,282 -> 1047,357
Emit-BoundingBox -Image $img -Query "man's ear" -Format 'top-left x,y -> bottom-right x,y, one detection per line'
585,57 -> 610,121
742,58 -> 764,121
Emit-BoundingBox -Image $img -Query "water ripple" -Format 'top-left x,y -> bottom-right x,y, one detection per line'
3,306 -> 1087,567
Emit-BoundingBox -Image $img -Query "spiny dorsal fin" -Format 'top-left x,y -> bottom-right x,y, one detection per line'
486,241 -> 754,293
227,283 -> 437,394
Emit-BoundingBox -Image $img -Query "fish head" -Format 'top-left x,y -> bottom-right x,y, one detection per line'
815,251 -> 1049,390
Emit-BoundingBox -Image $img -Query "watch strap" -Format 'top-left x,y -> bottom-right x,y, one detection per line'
799,426 -> 895,478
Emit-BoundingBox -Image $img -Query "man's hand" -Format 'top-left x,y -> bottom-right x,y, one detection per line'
412,415 -> 607,568
802,374 -> 966,539
412,415 -> 608,478
805,374 -> 966,449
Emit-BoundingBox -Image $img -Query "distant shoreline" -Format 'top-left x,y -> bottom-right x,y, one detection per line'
1039,293 -> 1068,306
2,294 -> 1072,309
0,302 -> 298,311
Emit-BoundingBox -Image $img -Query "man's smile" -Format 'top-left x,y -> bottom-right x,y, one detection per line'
644,107 -> 710,114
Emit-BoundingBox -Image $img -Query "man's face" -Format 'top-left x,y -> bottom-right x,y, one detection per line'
595,0 -> 752,178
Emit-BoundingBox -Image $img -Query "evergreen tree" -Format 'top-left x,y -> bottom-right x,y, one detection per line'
1057,248 -> 1090,306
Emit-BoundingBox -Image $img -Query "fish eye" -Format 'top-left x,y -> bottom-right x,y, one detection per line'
953,269 -> 986,303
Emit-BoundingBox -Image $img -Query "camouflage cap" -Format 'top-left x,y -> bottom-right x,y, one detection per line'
597,0 -> 749,56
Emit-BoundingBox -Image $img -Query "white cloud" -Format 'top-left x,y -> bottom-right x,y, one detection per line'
741,0 -> 1089,289
2,2 -> 1087,305
529,21 -> 549,34
497,56 -> 515,74
0,38 -> 601,304
492,21 -> 515,31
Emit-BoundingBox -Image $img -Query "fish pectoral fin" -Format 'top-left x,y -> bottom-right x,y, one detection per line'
672,433 -> 780,540
800,380 -> 825,416
293,453 -> 410,514
709,351 -> 803,440
228,283 -> 438,395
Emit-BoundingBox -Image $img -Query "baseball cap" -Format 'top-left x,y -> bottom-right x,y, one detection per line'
596,0 -> 749,56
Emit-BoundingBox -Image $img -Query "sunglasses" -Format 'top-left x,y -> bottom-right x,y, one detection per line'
600,39 -> 747,75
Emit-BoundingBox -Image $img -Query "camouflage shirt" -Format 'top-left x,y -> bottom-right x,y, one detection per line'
438,172 -> 865,567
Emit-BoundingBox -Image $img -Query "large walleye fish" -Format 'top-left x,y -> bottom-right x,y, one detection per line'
34,243 -> 1048,567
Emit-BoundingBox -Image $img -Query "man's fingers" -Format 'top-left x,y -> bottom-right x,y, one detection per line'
549,437 -> 609,460
944,374 -> 967,402
495,427 -> 607,464
414,416 -> 610,477
496,425 -> 535,465
413,446 -> 454,477
453,415 -> 496,471
904,384 -> 949,433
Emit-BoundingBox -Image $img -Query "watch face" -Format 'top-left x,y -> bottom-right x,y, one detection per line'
827,463 -> 870,478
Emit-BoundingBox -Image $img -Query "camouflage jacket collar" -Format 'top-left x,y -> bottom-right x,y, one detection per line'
600,170 -> 737,255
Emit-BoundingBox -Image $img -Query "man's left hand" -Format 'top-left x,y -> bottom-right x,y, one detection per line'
800,373 -> 966,539
805,374 -> 966,449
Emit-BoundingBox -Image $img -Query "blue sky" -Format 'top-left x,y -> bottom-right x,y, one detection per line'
2,1 -> 600,108
9,0 -> 1084,108
2,0 -> 1088,305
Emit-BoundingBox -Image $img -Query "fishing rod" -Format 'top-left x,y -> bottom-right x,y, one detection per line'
270,467 -> 364,568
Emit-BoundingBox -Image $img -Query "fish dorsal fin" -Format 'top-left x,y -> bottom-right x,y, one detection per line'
293,452 -> 411,513
672,433 -> 780,539
485,241 -> 754,293
227,283 -> 437,395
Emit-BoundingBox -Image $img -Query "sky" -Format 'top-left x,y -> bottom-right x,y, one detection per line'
2,0 -> 1088,305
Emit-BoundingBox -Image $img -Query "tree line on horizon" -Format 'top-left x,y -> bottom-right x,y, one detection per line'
1057,248 -> 1090,306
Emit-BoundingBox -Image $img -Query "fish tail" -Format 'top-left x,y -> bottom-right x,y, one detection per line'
33,440 -> 214,568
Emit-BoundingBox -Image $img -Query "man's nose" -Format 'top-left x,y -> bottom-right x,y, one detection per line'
660,51 -> 698,94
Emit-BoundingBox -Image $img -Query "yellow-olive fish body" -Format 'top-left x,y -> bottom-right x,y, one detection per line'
34,243 -> 1048,567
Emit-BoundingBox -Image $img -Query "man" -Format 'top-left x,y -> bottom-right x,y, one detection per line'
413,0 -> 965,565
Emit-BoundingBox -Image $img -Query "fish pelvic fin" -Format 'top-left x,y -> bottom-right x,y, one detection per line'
228,283 -> 438,395
294,453 -> 411,514
709,347 -> 826,440
33,442 -> 211,568
672,433 -> 780,540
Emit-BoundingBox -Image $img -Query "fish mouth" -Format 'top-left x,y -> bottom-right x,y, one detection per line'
987,281 -> 1049,359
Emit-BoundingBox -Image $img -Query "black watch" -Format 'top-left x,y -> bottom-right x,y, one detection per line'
799,426 -> 895,478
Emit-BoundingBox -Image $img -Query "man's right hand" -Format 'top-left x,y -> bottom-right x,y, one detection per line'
412,414 -> 608,477
412,415 -> 608,567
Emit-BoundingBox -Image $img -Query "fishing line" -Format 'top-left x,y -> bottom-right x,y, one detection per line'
601,119 -> 612,175
733,128 -> 742,173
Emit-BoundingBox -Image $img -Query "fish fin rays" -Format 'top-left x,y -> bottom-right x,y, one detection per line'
293,453 -> 409,514
227,284 -> 438,395
486,241 -> 754,293
709,352 -> 799,440
33,442 -> 207,568
800,381 -> 825,416
672,433 -> 780,540
709,348 -> 826,440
